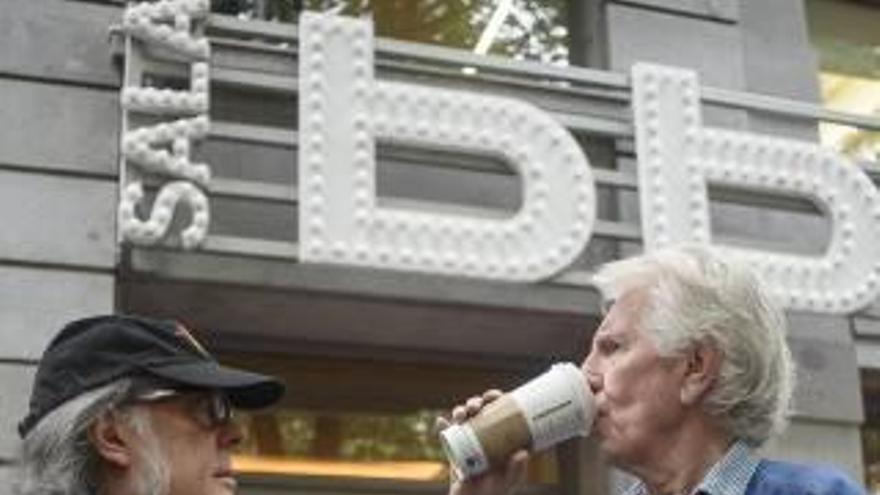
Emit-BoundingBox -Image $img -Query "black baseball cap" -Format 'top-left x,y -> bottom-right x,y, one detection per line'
19,314 -> 285,437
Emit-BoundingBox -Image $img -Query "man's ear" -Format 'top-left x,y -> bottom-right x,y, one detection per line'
88,412 -> 137,468
680,342 -> 724,406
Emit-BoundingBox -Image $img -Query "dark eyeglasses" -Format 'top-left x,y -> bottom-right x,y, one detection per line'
130,388 -> 234,429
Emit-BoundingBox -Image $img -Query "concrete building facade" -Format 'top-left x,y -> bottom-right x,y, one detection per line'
1,1 -> 879,494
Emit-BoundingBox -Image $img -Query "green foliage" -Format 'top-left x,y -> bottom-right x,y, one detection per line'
238,409 -> 445,461
338,410 -> 444,461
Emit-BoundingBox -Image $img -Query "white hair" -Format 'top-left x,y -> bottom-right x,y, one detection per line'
592,245 -> 795,446
16,379 -> 171,495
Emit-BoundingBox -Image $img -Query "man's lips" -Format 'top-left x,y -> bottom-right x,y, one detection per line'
214,467 -> 235,478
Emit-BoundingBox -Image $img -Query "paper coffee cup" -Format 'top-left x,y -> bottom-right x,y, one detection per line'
440,362 -> 594,479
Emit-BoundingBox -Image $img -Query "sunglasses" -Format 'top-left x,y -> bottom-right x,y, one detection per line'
130,388 -> 234,429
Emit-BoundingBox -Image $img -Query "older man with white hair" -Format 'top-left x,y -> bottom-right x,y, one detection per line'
15,315 -> 284,495
451,246 -> 865,495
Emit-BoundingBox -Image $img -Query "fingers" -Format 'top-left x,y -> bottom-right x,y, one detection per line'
450,389 -> 504,423
450,397 -> 480,422
451,404 -> 467,423
450,397 -> 478,423
466,395 -> 482,411
482,389 -> 503,402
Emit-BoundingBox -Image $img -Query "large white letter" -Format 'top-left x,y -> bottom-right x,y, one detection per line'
298,13 -> 596,281
119,0 -> 211,249
632,63 -> 880,313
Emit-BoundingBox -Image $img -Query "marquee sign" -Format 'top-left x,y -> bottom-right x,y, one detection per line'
118,4 -> 880,314
119,0 -> 212,250
298,13 -> 595,283
630,65 -> 880,314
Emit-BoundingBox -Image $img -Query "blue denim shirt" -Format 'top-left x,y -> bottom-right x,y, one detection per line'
621,441 -> 864,495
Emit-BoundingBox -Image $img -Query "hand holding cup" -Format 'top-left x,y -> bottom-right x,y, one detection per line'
437,389 -> 529,495
438,363 -> 595,486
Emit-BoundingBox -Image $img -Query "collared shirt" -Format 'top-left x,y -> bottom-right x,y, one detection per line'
621,441 -> 760,495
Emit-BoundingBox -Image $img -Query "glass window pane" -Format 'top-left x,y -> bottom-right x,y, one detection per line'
219,352 -> 559,483
211,0 -> 571,66
805,0 -> 880,161
233,408 -> 449,480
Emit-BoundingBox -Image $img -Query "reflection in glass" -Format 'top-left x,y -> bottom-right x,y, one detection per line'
817,74 -> 880,162
211,0 -> 570,65
806,0 -> 880,161
232,408 -> 559,481
233,409 -> 449,480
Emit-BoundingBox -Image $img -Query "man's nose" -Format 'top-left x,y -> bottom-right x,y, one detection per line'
218,419 -> 243,450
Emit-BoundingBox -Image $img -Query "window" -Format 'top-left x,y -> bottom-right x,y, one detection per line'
220,352 -> 560,483
235,408 -> 448,479
805,0 -> 880,162
212,0 -> 572,66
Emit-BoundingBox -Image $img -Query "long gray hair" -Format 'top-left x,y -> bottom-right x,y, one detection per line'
16,379 -> 170,495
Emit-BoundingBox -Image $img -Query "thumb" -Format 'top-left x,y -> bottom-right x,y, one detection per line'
505,450 -> 529,487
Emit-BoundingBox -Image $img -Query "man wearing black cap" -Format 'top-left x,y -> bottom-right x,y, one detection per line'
16,314 -> 285,495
